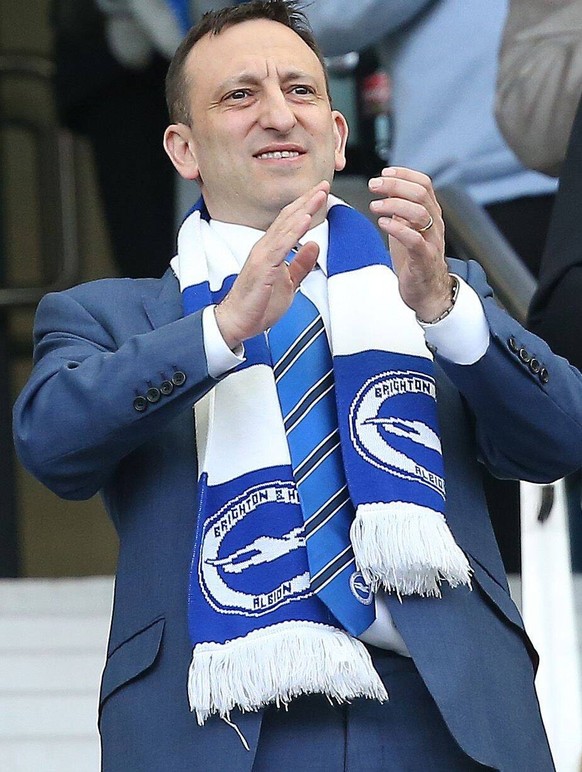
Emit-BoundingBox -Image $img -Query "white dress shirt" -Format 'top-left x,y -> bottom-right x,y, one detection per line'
199,218 -> 490,653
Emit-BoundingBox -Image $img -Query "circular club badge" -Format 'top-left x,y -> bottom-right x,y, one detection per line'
349,571 -> 374,605
349,370 -> 445,498
198,481 -> 313,616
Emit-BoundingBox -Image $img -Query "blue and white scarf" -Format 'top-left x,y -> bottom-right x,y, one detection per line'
171,197 -> 471,725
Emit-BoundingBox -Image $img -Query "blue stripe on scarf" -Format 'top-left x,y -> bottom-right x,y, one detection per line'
183,281 -> 212,315
183,275 -> 236,315
327,204 -> 392,274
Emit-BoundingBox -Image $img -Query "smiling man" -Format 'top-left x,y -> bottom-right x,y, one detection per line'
163,15 -> 347,229
13,2 -> 582,771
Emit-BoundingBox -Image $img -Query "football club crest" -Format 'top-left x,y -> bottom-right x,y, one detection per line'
349,370 -> 445,498
198,481 -> 313,616
349,571 -> 374,605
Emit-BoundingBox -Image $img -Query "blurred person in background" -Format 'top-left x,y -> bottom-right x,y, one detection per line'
51,0 -> 224,278
527,95 -> 582,571
496,0 -> 582,572
302,0 -> 559,573
496,0 -> 582,179
51,0 -> 178,278
304,0 -> 557,277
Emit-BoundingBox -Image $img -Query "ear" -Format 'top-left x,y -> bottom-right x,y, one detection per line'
163,123 -> 201,180
332,111 -> 349,172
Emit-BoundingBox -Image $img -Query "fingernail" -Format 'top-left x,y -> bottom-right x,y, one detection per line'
369,178 -> 382,190
370,199 -> 381,210
382,167 -> 396,176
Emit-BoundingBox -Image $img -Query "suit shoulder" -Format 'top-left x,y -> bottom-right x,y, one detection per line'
39,273 -> 171,317
62,275 -> 163,303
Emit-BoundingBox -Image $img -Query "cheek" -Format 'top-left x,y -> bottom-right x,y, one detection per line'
194,137 -> 235,179
209,132 -> 247,169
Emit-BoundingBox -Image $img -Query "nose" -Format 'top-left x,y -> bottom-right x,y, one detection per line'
258,88 -> 297,133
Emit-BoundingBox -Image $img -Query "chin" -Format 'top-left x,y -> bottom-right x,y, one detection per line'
264,180 -> 320,210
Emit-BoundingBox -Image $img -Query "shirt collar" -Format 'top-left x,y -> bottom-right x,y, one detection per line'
208,218 -> 329,276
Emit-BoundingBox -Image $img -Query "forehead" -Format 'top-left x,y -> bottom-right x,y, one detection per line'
184,18 -> 325,91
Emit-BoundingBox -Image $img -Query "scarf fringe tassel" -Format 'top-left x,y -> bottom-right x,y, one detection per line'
350,502 -> 472,596
188,621 -> 389,725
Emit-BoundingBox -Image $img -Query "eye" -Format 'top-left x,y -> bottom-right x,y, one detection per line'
225,89 -> 251,101
290,85 -> 315,96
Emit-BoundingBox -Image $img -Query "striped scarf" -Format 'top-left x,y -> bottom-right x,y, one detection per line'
171,196 -> 471,724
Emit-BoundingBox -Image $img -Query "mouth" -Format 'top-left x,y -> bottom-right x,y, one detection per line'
254,145 -> 305,161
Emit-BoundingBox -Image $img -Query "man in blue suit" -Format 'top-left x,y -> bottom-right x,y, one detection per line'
13,2 -> 582,770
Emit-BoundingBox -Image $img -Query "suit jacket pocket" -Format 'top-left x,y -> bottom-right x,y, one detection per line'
99,616 -> 165,712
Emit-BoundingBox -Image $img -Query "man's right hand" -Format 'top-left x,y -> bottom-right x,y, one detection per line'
214,181 -> 330,350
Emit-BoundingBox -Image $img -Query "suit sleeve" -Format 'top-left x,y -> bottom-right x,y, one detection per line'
13,288 -> 215,501
438,258 -> 582,483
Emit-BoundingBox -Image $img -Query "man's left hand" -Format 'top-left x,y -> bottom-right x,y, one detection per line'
369,167 -> 454,323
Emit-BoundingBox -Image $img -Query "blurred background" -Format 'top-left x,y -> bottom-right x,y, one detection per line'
1,0 -> 119,579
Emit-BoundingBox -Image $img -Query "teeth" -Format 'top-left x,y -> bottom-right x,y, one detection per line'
257,150 -> 300,159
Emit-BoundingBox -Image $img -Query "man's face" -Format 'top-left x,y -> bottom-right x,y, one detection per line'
169,19 -> 348,229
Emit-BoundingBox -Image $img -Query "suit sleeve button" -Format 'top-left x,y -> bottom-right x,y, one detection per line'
508,336 -> 519,352
518,348 -> 531,363
133,396 -> 148,412
172,371 -> 187,387
160,380 -> 174,396
539,368 -> 549,384
529,358 -> 541,374
146,387 -> 161,403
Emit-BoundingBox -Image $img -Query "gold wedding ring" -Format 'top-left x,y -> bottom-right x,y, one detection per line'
417,214 -> 434,233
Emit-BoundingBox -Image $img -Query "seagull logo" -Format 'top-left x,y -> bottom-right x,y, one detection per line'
205,526 -> 305,574
363,417 -> 441,453
198,481 -> 313,616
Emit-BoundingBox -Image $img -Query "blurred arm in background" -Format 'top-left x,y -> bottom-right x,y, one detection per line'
496,0 -> 582,178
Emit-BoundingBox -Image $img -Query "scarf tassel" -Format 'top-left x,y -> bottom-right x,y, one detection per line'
188,621 -> 389,725
350,502 -> 472,597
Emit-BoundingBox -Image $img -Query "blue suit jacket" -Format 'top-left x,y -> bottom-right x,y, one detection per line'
14,258 -> 582,771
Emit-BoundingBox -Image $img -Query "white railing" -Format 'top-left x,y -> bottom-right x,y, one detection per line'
520,479 -> 582,771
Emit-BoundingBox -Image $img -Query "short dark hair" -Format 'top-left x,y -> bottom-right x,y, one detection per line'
165,0 -> 329,125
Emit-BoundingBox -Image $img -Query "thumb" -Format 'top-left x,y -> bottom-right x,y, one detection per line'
288,241 -> 319,289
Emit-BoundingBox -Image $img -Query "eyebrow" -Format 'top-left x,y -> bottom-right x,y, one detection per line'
215,69 -> 319,95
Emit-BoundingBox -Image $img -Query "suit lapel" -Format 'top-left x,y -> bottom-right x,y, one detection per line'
143,268 -> 183,330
